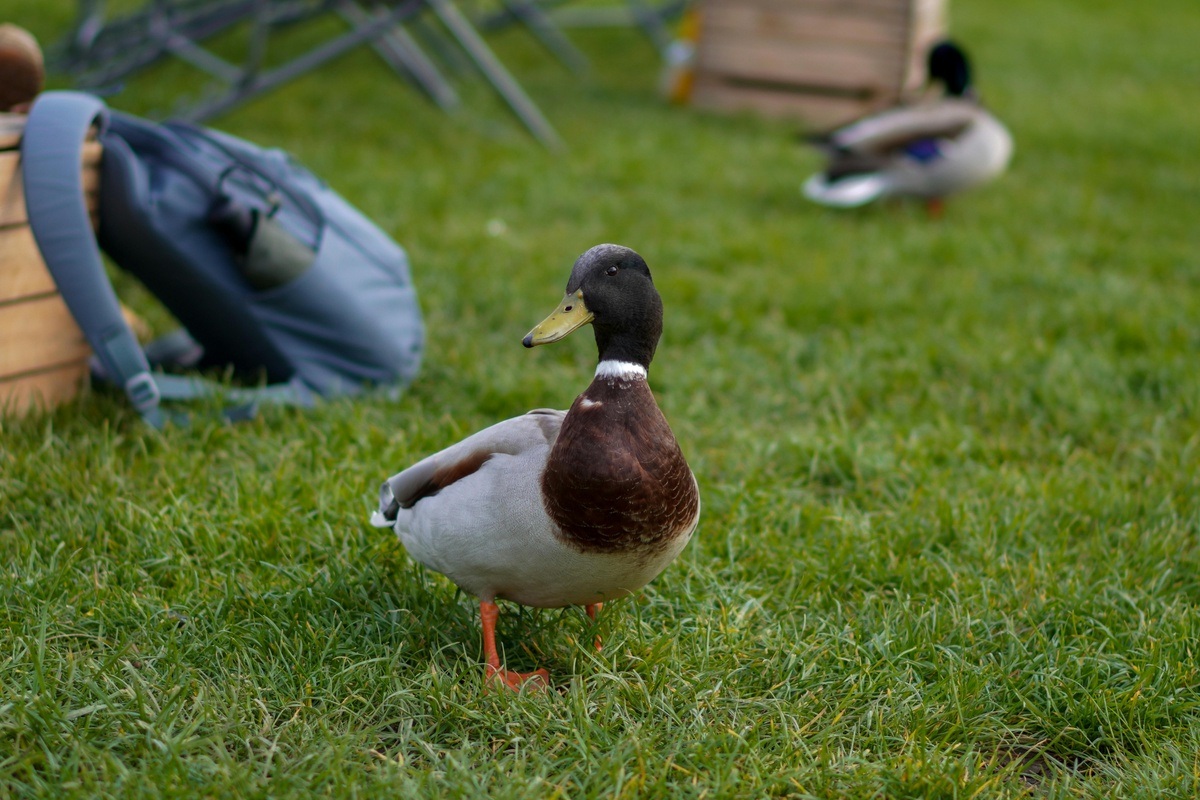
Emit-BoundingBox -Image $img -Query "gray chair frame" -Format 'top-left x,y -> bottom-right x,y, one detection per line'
55,0 -> 564,148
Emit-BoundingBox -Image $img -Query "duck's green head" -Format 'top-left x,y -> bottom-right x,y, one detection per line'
928,40 -> 973,97
523,244 -> 663,368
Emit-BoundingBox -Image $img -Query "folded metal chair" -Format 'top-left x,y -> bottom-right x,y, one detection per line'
478,0 -> 687,58
54,0 -> 563,148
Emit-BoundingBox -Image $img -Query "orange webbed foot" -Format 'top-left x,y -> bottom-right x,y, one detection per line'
485,664 -> 551,692
480,599 -> 551,692
585,602 -> 603,652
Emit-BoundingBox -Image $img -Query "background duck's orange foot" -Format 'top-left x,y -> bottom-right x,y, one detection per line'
586,602 -> 603,652
485,664 -> 550,692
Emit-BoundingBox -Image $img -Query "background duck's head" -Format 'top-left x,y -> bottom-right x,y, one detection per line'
928,40 -> 973,98
523,244 -> 663,368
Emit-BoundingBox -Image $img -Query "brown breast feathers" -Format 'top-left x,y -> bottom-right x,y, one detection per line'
540,377 -> 699,554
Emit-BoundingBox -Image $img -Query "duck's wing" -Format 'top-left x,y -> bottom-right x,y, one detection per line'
828,100 -> 979,156
370,409 -> 565,526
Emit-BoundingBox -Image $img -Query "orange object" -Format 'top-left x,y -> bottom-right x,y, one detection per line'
480,600 -> 551,692
585,602 -> 603,652
661,9 -> 702,105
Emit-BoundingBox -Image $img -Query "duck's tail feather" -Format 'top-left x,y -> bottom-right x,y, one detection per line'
371,481 -> 400,527
802,172 -> 890,208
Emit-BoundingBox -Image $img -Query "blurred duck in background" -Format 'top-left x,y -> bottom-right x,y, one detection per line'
802,40 -> 1013,215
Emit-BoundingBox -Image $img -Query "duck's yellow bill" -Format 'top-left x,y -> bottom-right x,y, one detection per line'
523,291 -> 593,347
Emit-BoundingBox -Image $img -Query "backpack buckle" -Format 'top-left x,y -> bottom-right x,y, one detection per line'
124,372 -> 161,413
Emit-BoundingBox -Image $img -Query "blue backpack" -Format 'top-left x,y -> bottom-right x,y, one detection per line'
21,91 -> 423,426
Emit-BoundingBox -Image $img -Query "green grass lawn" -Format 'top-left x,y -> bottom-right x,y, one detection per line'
4,0 -> 1200,796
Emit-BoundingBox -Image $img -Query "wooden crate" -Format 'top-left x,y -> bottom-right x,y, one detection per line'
0,112 -> 102,417
690,0 -> 947,130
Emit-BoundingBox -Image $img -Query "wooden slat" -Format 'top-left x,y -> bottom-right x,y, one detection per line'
911,0 -> 947,26
704,5 -> 910,47
0,143 -> 102,228
0,294 -> 90,379
0,362 -> 87,417
696,35 -> 904,92
0,226 -> 56,302
707,0 -> 922,14
692,75 -> 883,129
0,112 -> 24,150
0,150 -> 22,227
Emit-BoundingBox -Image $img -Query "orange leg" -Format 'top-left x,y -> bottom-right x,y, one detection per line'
585,602 -> 603,652
480,600 -> 549,692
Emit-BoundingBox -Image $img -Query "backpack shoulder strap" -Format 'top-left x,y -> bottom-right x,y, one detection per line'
21,91 -> 167,427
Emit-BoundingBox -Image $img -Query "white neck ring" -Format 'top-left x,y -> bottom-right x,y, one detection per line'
595,360 -> 647,380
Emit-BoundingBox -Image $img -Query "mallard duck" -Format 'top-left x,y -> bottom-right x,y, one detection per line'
370,244 -> 700,691
802,40 -> 1013,212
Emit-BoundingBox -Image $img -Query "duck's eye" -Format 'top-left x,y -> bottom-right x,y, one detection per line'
605,266 -> 618,276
